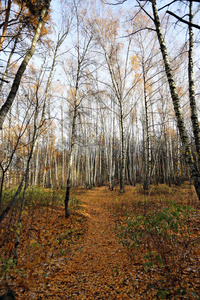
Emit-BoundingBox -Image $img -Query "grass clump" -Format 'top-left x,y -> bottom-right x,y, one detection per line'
119,200 -> 199,298
148,184 -> 172,195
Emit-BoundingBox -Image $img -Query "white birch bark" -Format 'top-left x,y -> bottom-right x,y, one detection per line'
151,0 -> 200,199
0,1 -> 51,129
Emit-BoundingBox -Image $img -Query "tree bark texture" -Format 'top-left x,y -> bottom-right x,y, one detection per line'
188,2 -> 200,155
65,105 -> 77,218
151,0 -> 200,199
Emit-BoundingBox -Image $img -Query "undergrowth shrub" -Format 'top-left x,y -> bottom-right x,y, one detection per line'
69,197 -> 82,211
148,184 -> 172,195
1,187 -> 18,207
1,186 -> 81,214
119,201 -> 199,298
120,201 -> 193,260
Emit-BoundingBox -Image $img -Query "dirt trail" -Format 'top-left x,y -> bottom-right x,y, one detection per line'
1,187 -> 145,299
1,185 -> 200,299
57,187 -> 137,299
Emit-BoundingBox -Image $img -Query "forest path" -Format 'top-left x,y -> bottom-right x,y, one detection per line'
59,187 -> 137,299
0,186 -> 144,299
1,184 -> 199,299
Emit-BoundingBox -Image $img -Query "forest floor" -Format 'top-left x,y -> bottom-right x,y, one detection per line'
0,183 -> 200,299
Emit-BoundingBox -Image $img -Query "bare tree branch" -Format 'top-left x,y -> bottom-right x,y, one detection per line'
167,10 -> 200,30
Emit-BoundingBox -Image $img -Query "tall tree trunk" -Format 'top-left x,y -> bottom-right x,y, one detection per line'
164,127 -> 171,187
109,98 -> 114,190
188,1 -> 200,154
34,143 -> 39,186
8,109 -> 12,188
13,176 -> 28,264
169,128 -> 175,184
120,101 -> 126,192
151,0 -> 200,199
61,104 -> 65,187
0,2 -> 51,129
54,153 -> 58,188
65,105 -> 77,218
111,111 -> 116,190
176,133 -> 181,186
93,148 -> 97,186
126,134 -> 133,185
101,142 -> 105,186
142,60 -> 151,190
98,143 -> 101,187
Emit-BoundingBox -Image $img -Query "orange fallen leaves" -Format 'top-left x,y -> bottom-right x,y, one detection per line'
0,184 -> 200,299
7,242 -> 14,253
195,248 -> 200,256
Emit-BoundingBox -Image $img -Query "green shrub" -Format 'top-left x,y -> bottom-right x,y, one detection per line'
119,202 -> 196,298
121,202 -> 193,261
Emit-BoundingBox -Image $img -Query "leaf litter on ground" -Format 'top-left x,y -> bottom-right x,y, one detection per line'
0,183 -> 200,299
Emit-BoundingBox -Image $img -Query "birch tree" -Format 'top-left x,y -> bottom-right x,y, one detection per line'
0,0 -> 51,129
188,1 -> 200,156
62,0 -> 93,217
90,8 -> 138,192
148,0 -> 200,199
